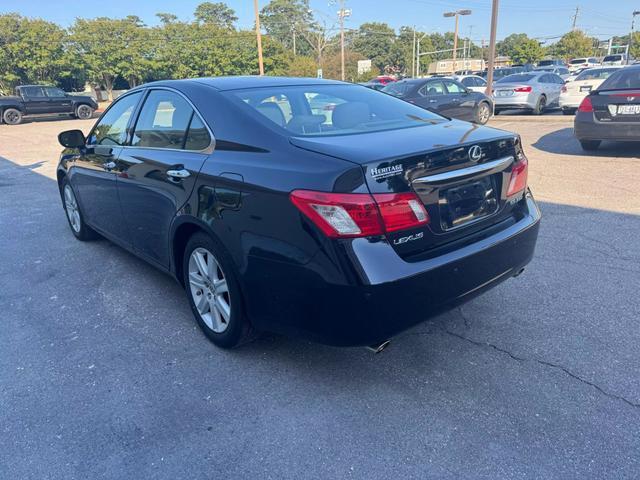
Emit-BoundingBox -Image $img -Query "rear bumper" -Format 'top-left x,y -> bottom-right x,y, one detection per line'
494,94 -> 535,110
244,191 -> 541,346
575,112 -> 640,141
559,94 -> 584,109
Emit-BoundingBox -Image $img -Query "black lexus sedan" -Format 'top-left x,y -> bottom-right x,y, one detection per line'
575,65 -> 640,150
56,77 -> 540,349
382,77 -> 493,124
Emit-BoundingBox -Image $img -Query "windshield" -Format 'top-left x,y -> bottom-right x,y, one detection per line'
538,60 -> 554,66
570,59 -> 587,65
575,68 -> 619,81
497,74 -> 536,84
603,55 -> 622,62
381,81 -> 413,97
598,68 -> 640,90
231,84 -> 445,137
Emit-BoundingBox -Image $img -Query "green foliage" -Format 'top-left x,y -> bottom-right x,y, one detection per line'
350,23 -> 396,72
548,30 -> 596,60
194,2 -> 238,29
496,33 -> 530,59
511,38 -> 545,64
261,0 -> 313,56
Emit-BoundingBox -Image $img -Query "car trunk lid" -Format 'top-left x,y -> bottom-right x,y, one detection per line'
290,121 -> 526,259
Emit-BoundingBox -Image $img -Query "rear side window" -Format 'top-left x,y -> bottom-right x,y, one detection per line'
184,115 -> 211,151
599,68 -> 640,90
21,86 -> 46,98
422,81 -> 446,95
88,92 -> 142,146
443,80 -> 465,94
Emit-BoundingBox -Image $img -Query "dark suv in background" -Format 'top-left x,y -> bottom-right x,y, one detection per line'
0,85 -> 97,125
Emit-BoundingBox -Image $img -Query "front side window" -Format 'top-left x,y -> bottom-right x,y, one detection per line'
88,92 -> 142,146
231,84 -> 445,137
45,87 -> 65,98
444,80 -> 465,94
132,91 -> 194,149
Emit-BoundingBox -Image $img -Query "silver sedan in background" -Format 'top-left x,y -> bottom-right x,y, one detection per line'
493,71 -> 565,115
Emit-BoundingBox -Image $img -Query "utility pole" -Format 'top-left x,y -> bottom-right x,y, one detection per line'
571,6 -> 579,31
485,0 -> 499,97
336,1 -> 351,82
292,26 -> 296,56
444,10 -> 472,74
412,27 -> 417,77
254,0 -> 264,75
630,11 -> 640,65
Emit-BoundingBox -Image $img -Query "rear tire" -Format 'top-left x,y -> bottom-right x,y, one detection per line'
61,177 -> 99,241
3,108 -> 22,125
474,102 -> 492,124
532,95 -> 546,115
183,232 -> 256,349
579,140 -> 601,151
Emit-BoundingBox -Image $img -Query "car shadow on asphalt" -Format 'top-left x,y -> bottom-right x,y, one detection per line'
532,127 -> 640,158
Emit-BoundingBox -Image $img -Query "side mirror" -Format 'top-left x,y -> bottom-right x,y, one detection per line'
58,129 -> 86,148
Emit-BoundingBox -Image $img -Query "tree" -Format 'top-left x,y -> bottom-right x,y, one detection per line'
156,13 -> 178,25
511,38 -> 545,64
496,33 -> 533,61
548,30 -> 595,60
194,2 -> 237,29
350,23 -> 397,72
261,0 -> 313,55
70,17 -> 151,99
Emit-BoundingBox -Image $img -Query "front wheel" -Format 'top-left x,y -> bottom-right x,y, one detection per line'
75,104 -> 94,119
475,102 -> 492,124
183,232 -> 255,348
579,140 -> 601,151
3,108 -> 22,125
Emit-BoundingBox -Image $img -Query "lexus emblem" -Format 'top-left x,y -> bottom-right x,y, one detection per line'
468,145 -> 482,162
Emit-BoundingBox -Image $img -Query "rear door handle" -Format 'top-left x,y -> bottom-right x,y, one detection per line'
167,169 -> 191,179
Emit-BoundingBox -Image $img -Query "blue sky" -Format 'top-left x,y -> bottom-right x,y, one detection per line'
2,0 -> 636,45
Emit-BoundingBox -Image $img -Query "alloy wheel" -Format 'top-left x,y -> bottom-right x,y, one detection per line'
77,105 -> 92,119
63,185 -> 81,233
188,247 -> 231,333
478,104 -> 491,124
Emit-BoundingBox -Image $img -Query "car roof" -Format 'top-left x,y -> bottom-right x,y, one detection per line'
140,76 -> 346,92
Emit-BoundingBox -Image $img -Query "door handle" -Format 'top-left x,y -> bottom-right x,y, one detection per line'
104,161 -> 116,170
167,169 -> 191,179
429,99 -> 437,103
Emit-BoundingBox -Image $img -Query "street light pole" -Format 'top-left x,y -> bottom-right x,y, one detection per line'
444,10 -> 472,74
254,0 -> 264,76
336,1 -> 351,81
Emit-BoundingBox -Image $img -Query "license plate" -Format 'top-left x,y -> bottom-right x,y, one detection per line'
496,90 -> 512,97
618,105 -> 640,115
579,86 -> 592,92
439,176 -> 498,230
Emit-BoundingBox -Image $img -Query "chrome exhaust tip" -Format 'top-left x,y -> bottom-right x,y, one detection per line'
365,340 -> 390,354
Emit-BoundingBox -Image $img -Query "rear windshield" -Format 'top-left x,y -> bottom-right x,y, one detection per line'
497,74 -> 536,84
575,68 -> 620,81
598,68 -> 640,90
381,81 -> 413,97
570,59 -> 587,65
230,84 -> 445,137
603,55 -> 622,62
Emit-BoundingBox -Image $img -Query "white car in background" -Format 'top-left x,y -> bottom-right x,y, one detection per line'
448,75 -> 488,93
568,57 -> 600,73
559,66 -> 624,114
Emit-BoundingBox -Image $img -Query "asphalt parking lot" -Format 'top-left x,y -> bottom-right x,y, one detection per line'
1,115 -> 639,479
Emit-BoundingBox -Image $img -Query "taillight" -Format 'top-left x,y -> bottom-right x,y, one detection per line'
289,190 -> 429,238
578,96 -> 593,112
514,86 -> 532,93
372,193 -> 429,233
507,155 -> 528,197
